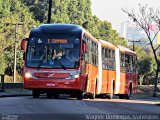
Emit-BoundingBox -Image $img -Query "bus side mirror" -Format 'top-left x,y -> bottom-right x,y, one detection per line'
21,38 -> 28,51
82,41 -> 88,53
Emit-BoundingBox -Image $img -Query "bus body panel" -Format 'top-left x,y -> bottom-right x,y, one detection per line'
24,79 -> 80,89
101,69 -> 108,94
119,72 -> 126,94
86,64 -> 98,93
107,70 -> 116,94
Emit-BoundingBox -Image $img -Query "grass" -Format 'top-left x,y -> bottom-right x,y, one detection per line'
133,85 -> 160,99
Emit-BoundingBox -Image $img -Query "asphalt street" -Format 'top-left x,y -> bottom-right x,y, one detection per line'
0,96 -> 159,120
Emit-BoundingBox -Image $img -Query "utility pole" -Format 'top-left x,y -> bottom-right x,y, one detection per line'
128,39 -> 140,51
13,23 -> 23,83
48,0 -> 52,23
5,23 -> 24,83
13,24 -> 18,83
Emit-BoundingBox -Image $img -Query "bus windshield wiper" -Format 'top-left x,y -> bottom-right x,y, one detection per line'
56,58 -> 66,70
37,60 -> 43,70
37,54 -> 45,69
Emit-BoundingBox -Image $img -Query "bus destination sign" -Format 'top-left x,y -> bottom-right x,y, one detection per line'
48,39 -> 67,43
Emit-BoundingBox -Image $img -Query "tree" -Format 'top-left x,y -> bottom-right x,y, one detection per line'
138,55 -> 156,85
0,0 -> 38,79
22,0 -> 48,22
122,4 -> 160,97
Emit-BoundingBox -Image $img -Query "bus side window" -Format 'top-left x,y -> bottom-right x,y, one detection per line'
120,53 -> 125,72
112,50 -> 115,69
125,54 -> 130,72
102,47 -> 107,69
95,44 -> 98,66
88,38 -> 91,63
129,55 -> 133,73
133,56 -> 137,73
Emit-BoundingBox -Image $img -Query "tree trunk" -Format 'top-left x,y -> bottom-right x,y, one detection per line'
152,65 -> 159,97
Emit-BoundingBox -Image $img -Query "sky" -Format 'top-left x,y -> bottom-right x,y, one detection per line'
91,0 -> 160,33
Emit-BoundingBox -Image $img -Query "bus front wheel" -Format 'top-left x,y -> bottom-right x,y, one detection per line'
32,90 -> 40,98
77,92 -> 83,100
46,93 -> 52,99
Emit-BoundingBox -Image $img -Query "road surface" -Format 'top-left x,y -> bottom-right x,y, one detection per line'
0,96 -> 159,120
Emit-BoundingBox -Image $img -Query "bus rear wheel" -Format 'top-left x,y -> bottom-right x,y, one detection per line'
107,81 -> 115,99
89,93 -> 96,99
125,84 -> 132,99
119,94 -> 125,99
106,94 -> 113,99
125,90 -> 132,99
101,94 -> 107,99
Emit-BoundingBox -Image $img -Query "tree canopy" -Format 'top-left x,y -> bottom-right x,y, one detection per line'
0,0 -> 38,75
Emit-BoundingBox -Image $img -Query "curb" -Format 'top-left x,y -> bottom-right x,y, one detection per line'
0,91 -> 32,97
0,94 -> 32,98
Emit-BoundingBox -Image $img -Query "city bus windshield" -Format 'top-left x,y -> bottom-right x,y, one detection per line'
26,36 -> 80,69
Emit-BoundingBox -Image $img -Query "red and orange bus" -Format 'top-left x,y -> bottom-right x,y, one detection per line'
21,24 -> 138,99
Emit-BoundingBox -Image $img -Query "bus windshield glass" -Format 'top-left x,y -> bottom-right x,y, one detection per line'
26,36 -> 80,68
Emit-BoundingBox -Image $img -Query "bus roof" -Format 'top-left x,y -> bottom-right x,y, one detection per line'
83,29 -> 99,44
29,24 -> 83,37
99,39 -> 116,49
117,45 -> 136,55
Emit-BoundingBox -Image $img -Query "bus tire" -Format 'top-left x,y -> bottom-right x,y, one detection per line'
46,93 -> 53,99
125,94 -> 130,99
90,79 -> 98,99
90,93 -> 96,99
119,94 -> 125,99
53,93 -> 59,99
125,83 -> 132,99
77,92 -> 83,100
107,81 -> 115,99
83,93 -> 88,99
32,90 -> 40,98
101,94 -> 107,99
106,94 -> 113,99
124,90 -> 132,99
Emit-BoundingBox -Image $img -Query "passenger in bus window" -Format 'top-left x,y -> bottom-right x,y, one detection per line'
60,49 -> 71,63
32,46 -> 45,60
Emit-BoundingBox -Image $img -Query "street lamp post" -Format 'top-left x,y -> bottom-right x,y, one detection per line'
48,0 -> 52,23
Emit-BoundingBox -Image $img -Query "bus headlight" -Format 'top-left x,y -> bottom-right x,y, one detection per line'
74,74 -> 79,78
24,72 -> 32,78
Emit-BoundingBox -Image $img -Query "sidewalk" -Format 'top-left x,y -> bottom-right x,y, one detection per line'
0,89 -> 32,97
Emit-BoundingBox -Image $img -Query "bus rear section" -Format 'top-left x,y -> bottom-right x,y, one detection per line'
21,24 -> 88,99
98,40 -> 138,99
118,46 -> 138,99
